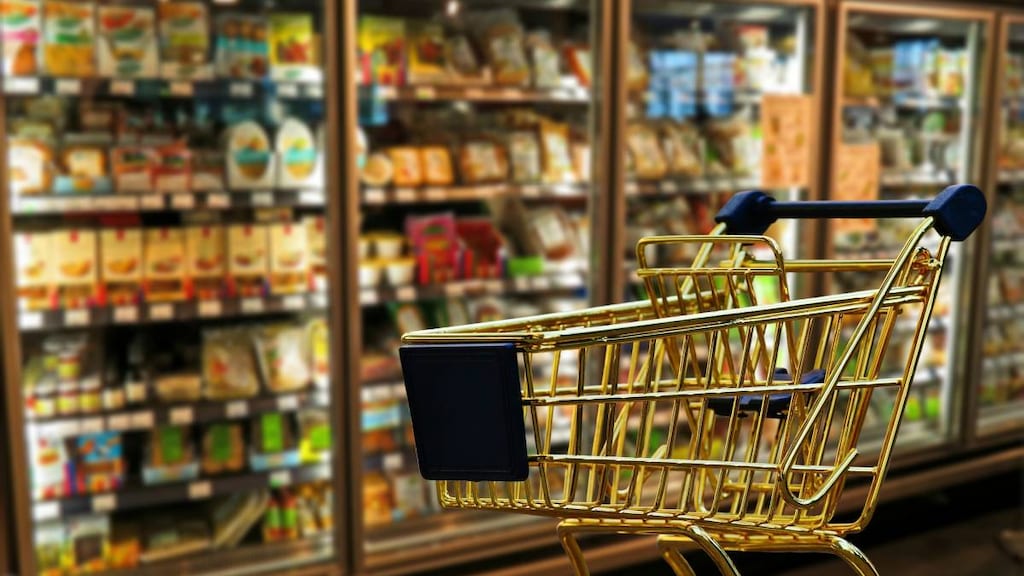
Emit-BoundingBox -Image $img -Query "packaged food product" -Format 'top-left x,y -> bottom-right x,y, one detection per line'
445,34 -> 484,83
305,318 -> 329,386
54,229 -> 97,308
540,121 -> 575,183
143,227 -> 186,302
564,45 -> 592,87
459,140 -> 507,184
158,2 -> 211,79
508,131 -> 541,183
185,225 -> 225,300
661,122 -> 703,176
67,515 -> 109,574
31,435 -> 68,500
154,143 -> 191,193
100,228 -> 142,306
140,519 -> 210,563
389,147 -> 423,187
525,207 -> 578,261
527,31 -> 560,88
391,302 -> 427,335
35,522 -> 64,576
191,150 -> 225,191
268,12 -> 317,81
97,5 -> 158,78
250,412 -> 299,471
304,216 -> 326,290
42,0 -> 95,77
202,327 -> 259,400
407,20 -> 446,85
254,324 -> 311,393
472,9 -> 529,86
406,213 -> 458,283
153,373 -> 201,403
363,472 -> 392,527
15,231 -> 51,310
571,141 -> 590,183
111,146 -> 158,193
226,121 -> 275,189
55,145 -> 110,194
215,13 -> 268,79
276,117 -> 321,188
201,423 -> 245,474
268,222 -> 309,295
626,123 -> 668,179
357,16 -> 405,86
8,138 -> 53,195
227,224 -> 268,297
108,523 -> 140,570
1,0 -> 41,76
392,473 -> 428,520
361,152 -> 393,187
143,425 -> 199,484
420,146 -> 453,186
210,490 -> 269,549
298,409 -> 331,463
73,432 -> 124,494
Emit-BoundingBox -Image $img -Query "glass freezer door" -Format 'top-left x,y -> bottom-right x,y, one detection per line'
830,3 -> 994,453
976,16 -> 1024,438
0,1 -> 341,574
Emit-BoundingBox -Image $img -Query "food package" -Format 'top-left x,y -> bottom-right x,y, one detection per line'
153,373 -> 201,403
389,146 -> 423,187
361,152 -> 393,187
626,123 -> 667,179
407,20 -> 446,85
56,146 -> 111,194
527,31 -> 560,88
705,116 -> 759,177
254,324 -> 311,393
363,472 -> 392,527
227,224 -> 268,297
571,141 -> 590,183
67,515 -> 110,574
405,212 -> 459,283
226,121 -> 276,189
158,2 -> 211,79
661,122 -> 703,176
210,490 -> 269,549
100,228 -> 142,306
392,473 -> 428,521
445,34 -> 485,84
202,327 -> 260,400
54,229 -> 97,308
540,121 -> 574,183
143,227 -> 186,302
143,426 -> 199,484
459,140 -> 507,184
191,150 -> 225,191
8,139 -> 53,195
31,435 -> 68,500
420,146 -> 453,186
201,423 -> 245,475
214,13 -> 268,79
269,222 -> 309,295
35,522 -> 64,576
185,225 -> 225,300
111,146 -> 158,193
73,432 -> 124,494
269,13 -> 317,81
564,45 -> 592,87
276,117 -> 321,189
508,131 -> 541,183
97,5 -> 158,78
523,207 -> 578,261
298,409 -> 331,463
42,1 -> 95,77
250,412 -> 299,471
306,317 -> 329,385
141,519 -> 210,563
357,16 -> 405,86
470,9 -> 529,86
154,143 -> 191,193
15,231 -> 51,309
304,216 -> 327,290
1,0 -> 42,76
108,523 -> 140,570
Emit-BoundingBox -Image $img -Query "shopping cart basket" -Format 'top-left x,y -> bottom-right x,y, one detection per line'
399,185 -> 986,575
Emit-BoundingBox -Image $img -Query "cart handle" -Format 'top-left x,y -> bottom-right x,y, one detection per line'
715,184 -> 986,241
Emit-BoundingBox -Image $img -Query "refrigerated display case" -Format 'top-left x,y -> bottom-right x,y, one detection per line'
348,0 -> 604,573
0,1 -> 344,574
974,13 -> 1024,439
828,2 -> 995,453
620,0 -> 823,302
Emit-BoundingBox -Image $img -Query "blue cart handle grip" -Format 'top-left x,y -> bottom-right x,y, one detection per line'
715,184 -> 986,241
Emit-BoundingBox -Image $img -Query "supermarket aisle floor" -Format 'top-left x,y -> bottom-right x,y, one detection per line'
606,471 -> 1024,576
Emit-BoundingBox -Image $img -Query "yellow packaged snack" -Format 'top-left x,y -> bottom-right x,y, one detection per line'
15,231 -> 51,310
43,1 -> 95,77
269,222 -> 309,295
8,139 -> 53,195
185,226 -> 225,300
158,2 -> 211,79
228,224 -> 268,297
389,147 -> 422,187
540,121 -> 574,184
143,227 -> 186,302
420,146 -> 453,186
100,228 -> 142,307
626,123 -> 668,179
268,12 -> 317,82
54,228 -> 97,308
1,0 -> 42,76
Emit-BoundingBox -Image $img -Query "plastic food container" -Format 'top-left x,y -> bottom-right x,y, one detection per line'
58,382 -> 80,416
103,388 -> 125,411
384,258 -> 416,286
371,234 -> 405,259
359,261 -> 383,288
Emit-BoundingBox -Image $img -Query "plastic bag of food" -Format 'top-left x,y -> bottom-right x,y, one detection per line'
253,324 -> 311,394
202,328 -> 260,400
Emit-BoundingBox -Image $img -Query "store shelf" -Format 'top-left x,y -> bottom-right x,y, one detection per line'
28,389 -> 331,440
987,302 -> 1024,322
625,175 -> 760,197
18,292 -> 329,332
842,94 -> 964,110
31,463 -> 332,521
880,170 -> 954,188
2,76 -> 324,100
360,84 -> 590,104
361,183 -> 588,206
11,190 -> 326,216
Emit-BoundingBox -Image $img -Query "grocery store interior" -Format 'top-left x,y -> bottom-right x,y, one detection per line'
1,0 -> 1024,575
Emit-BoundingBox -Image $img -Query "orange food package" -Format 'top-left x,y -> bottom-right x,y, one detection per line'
185,226 -> 225,300
143,228 -> 186,302
388,147 -> 422,187
539,121 -> 574,184
53,229 -> 98,309
100,228 -> 142,306
420,146 -> 453,186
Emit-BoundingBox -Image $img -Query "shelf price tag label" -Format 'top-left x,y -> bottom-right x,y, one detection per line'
80,417 -> 104,434
359,290 -> 378,306
299,190 -> 324,205
444,283 -> 464,297
113,306 -> 138,324
382,452 -> 403,471
276,394 -> 299,411
414,86 -> 435,100
198,300 -> 222,317
206,193 -> 230,208
188,481 -> 212,500
170,407 -> 194,425
149,303 -> 174,321
252,192 -> 273,207
304,84 -> 323,99
241,298 -> 264,314
394,188 -> 417,203
107,414 -> 130,431
465,88 -> 484,99
109,80 -> 134,96
531,276 -> 552,291
65,309 -> 90,327
282,294 -> 305,310
169,81 -> 193,96
5,76 -> 39,94
521,185 -> 541,197
226,400 -> 248,419
395,286 -> 416,302
55,79 -> 82,95
140,195 -> 164,210
33,502 -> 59,521
423,187 -> 446,202
131,411 -> 154,429
171,194 -> 195,209
660,181 -> 678,193
363,188 -> 385,204
18,312 -> 43,330
269,470 -> 292,487
278,83 -> 300,98
92,494 -> 117,513
229,82 -> 254,98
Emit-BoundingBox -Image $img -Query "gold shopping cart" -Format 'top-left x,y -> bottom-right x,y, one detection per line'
399,186 -> 986,575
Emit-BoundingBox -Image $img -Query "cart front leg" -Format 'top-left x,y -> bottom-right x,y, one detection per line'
656,535 -> 697,576
828,536 -> 880,576
660,527 -> 742,576
557,521 -> 591,576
